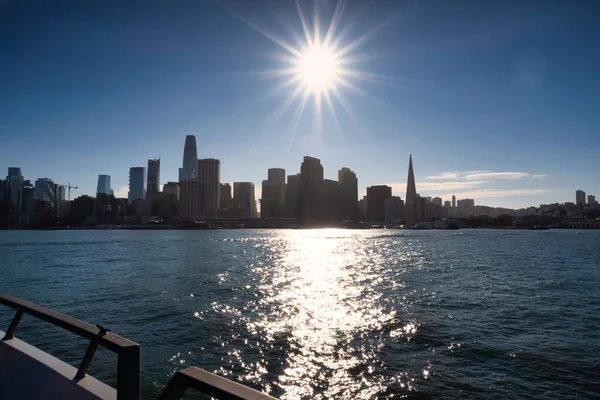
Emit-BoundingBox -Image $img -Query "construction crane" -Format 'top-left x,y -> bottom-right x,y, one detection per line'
65,183 -> 78,201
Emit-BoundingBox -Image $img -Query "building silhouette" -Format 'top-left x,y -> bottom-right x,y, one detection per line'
179,180 -> 202,221
128,167 -> 146,205
197,158 -> 220,218
220,183 -> 232,210
297,156 -> 324,226
179,135 -> 198,182
233,182 -> 256,218
588,194 -> 596,205
7,167 -> 24,215
268,168 -> 285,184
385,196 -> 405,224
96,175 -> 111,195
262,168 -> 286,219
576,190 -> 586,207
147,158 -> 160,195
405,155 -> 418,222
285,174 -> 301,217
34,178 -> 54,201
163,182 -> 180,201
338,167 -> 358,220
367,185 -> 392,222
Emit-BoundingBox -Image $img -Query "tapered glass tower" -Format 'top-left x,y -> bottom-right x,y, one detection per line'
179,135 -> 198,182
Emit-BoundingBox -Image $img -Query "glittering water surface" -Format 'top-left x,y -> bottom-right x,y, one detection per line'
1,229 -> 599,399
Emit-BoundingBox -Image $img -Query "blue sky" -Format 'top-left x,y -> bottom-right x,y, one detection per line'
1,0 -> 599,208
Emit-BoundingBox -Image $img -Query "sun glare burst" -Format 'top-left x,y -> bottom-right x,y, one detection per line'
294,44 -> 341,95
220,0 -> 397,136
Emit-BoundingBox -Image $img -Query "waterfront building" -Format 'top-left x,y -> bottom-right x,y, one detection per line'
405,155 -> 418,222
163,182 -> 180,201
220,183 -> 232,210
367,185 -> 392,222
147,158 -> 160,195
179,135 -> 198,182
128,167 -> 146,205
385,196 -> 405,224
179,179 -> 203,221
285,174 -> 301,217
96,175 -> 111,196
297,156 -> 325,226
338,167 -> 358,220
197,158 -> 220,218
576,190 -> 586,207
233,182 -> 256,218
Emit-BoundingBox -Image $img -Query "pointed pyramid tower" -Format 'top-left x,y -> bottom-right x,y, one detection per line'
405,154 -> 417,223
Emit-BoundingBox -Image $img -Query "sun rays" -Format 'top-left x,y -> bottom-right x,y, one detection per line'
219,0 -> 398,138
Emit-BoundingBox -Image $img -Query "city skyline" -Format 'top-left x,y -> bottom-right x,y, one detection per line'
1,1 -> 598,208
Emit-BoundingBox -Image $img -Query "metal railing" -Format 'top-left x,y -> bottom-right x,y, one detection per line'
0,293 -> 140,400
159,367 -> 277,400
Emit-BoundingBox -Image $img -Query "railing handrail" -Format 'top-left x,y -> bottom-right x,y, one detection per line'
0,293 -> 140,400
159,367 -> 277,400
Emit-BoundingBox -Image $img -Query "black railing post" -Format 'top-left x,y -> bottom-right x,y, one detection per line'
74,341 -> 100,381
3,310 -> 23,340
117,344 -> 141,400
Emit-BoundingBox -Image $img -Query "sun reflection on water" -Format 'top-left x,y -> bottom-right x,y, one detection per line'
230,229 -> 418,399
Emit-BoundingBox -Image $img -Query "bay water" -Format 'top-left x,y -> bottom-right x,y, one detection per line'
1,229 -> 599,399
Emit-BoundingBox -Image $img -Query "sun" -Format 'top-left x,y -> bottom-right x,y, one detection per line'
294,44 -> 341,96
219,0 -> 396,133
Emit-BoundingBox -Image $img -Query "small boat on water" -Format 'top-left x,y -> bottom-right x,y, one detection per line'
0,293 -> 275,400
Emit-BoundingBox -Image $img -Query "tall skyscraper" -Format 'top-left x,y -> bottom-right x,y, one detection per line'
34,178 -> 54,200
338,167 -> 358,220
268,168 -> 286,184
262,168 -> 286,219
367,185 -> 392,222
96,175 -> 111,195
233,182 -> 256,218
7,167 -> 24,215
297,156 -> 324,226
128,167 -> 146,205
179,135 -> 198,182
147,158 -> 160,195
452,195 -> 456,208
179,180 -> 202,220
197,158 -> 220,217
405,155 -> 418,222
576,190 -> 586,206
220,183 -> 232,210
286,174 -> 301,217
588,194 -> 596,205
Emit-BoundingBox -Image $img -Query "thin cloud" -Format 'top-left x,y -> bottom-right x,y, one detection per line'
441,188 -> 549,200
386,180 -> 486,195
426,172 -> 458,180
426,171 -> 548,181
463,172 -> 531,180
